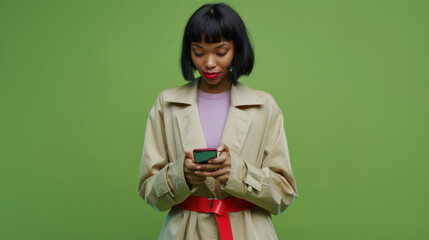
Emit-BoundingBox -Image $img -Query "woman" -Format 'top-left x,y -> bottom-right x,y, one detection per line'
138,3 -> 298,240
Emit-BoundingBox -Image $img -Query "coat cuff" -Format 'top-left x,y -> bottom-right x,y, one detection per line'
169,157 -> 192,198
244,162 -> 263,192
221,151 -> 247,197
222,151 -> 264,197
155,158 -> 193,203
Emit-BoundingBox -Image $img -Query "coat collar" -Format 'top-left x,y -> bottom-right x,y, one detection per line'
163,78 -> 264,107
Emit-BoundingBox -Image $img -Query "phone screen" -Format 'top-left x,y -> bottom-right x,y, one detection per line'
193,149 -> 217,164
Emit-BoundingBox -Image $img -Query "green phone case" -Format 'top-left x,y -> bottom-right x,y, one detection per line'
194,150 -> 217,164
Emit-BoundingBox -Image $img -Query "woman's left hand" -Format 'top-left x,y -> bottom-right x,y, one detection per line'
194,143 -> 231,186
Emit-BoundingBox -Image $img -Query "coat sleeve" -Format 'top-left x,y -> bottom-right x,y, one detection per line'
222,102 -> 298,215
137,93 -> 193,211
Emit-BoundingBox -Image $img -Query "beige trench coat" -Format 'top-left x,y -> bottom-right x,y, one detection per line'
138,79 -> 298,240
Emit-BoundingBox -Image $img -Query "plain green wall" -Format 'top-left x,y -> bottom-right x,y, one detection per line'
1,0 -> 428,239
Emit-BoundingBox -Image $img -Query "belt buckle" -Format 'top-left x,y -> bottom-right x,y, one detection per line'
207,198 -> 215,209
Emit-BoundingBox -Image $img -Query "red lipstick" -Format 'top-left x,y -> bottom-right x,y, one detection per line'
203,72 -> 220,79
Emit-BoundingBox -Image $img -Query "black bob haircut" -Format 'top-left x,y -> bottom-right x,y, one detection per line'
181,3 -> 254,85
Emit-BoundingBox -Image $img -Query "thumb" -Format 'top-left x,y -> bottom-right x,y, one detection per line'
185,150 -> 194,161
217,143 -> 230,153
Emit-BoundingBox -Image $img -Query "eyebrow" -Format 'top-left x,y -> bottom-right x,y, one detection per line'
191,43 -> 230,49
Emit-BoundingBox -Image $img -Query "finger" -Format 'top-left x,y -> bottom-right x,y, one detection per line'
195,167 -> 230,178
185,168 -> 206,180
185,150 -> 194,162
187,160 -> 221,171
214,174 -> 230,183
195,168 -> 224,177
195,162 -> 224,171
217,143 -> 230,153
207,153 -> 228,164
185,158 -> 200,170
185,167 -> 205,177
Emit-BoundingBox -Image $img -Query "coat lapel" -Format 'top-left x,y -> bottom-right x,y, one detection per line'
176,105 -> 207,151
220,81 -> 264,154
220,107 -> 251,155
166,80 -> 207,152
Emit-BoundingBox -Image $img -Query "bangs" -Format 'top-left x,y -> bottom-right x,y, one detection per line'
186,7 -> 235,43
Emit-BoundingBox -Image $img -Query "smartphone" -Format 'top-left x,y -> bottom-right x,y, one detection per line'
193,148 -> 217,164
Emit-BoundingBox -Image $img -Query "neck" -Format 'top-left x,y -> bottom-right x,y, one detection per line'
198,73 -> 233,94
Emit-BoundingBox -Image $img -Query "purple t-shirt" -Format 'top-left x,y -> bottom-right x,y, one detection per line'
197,89 -> 231,148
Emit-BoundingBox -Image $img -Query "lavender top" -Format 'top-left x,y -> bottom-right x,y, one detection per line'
197,89 -> 231,148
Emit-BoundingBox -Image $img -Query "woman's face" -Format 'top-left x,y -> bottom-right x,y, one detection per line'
191,38 -> 234,93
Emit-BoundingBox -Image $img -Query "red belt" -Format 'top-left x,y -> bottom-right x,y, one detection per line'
175,196 -> 256,240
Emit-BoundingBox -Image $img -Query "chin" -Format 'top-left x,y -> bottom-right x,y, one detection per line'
204,78 -> 221,84
205,79 -> 223,87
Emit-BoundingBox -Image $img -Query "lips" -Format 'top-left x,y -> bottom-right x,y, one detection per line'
203,72 -> 220,79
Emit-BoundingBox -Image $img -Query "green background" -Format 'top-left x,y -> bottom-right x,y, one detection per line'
1,0 -> 428,239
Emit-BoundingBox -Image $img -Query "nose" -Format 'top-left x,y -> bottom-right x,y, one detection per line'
205,54 -> 216,69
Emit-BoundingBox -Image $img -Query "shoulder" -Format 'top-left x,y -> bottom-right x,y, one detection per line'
242,85 -> 286,129
154,81 -> 194,109
254,90 -> 279,107
159,81 -> 192,97
239,82 -> 281,113
156,83 -> 185,101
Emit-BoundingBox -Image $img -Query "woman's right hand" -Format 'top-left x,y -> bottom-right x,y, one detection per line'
184,150 -> 206,188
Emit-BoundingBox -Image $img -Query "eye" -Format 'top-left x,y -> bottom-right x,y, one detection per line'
193,50 -> 204,57
217,51 -> 228,56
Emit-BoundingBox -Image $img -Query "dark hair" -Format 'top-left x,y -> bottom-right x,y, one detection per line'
181,3 -> 254,85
